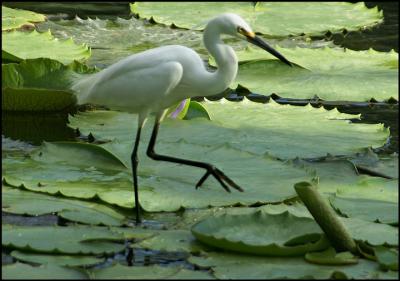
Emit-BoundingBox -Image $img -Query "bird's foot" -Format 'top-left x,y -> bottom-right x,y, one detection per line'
195,166 -> 244,192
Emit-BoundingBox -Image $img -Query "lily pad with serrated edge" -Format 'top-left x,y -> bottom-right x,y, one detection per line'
226,46 -> 398,102
191,211 -> 330,256
2,6 -> 46,31
2,29 -> 90,64
131,2 -> 382,37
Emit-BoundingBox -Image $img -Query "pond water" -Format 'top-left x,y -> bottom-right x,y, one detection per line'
2,1 -> 398,270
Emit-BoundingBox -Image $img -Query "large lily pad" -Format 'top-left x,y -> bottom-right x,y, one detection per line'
2,263 -> 87,279
350,149 -> 398,179
68,99 -> 390,160
229,46 -> 398,102
2,224 -> 125,254
91,263 -> 214,279
2,58 -> 96,111
10,250 -> 104,267
304,247 -> 359,265
329,195 -> 398,225
131,2 -> 382,37
2,29 -> 91,64
191,211 -> 330,256
188,251 -> 398,279
2,6 -> 46,31
374,246 -> 398,271
2,186 -> 127,226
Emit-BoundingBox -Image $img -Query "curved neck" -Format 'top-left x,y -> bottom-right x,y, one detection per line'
202,23 -> 238,96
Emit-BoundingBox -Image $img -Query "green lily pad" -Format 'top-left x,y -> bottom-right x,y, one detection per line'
10,250 -> 104,267
191,211 -> 330,256
131,2 -> 382,37
188,251 -> 397,279
2,186 -> 127,226
230,46 -> 398,102
2,58 -> 96,112
91,263 -> 214,279
329,195 -> 398,225
2,263 -> 87,279
166,99 -> 191,119
68,99 -> 390,160
2,224 -> 125,255
184,101 -> 211,120
2,6 -> 46,31
2,29 -> 91,64
305,247 -> 359,265
374,246 -> 398,271
350,149 -> 398,179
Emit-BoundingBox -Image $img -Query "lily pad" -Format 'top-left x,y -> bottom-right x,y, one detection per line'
2,58 -> 96,112
131,2 -> 382,37
374,246 -> 398,271
2,186 -> 127,226
2,262 -> 87,279
10,250 -> 104,267
91,263 -> 214,279
305,247 -> 359,265
329,195 -> 398,225
188,251 -> 397,279
2,29 -> 91,64
230,46 -> 398,102
2,224 -> 125,255
68,99 -> 390,160
2,6 -> 46,31
350,149 -> 398,179
191,211 -> 330,256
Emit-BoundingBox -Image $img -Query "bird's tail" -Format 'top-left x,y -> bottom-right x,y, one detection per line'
70,71 -> 98,105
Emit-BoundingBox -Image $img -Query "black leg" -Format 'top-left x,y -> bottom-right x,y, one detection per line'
146,114 -> 244,193
131,124 -> 143,224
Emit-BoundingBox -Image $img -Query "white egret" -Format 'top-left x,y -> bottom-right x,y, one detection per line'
72,13 -> 292,223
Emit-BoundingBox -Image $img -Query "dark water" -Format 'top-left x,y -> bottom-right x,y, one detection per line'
2,1 -> 399,268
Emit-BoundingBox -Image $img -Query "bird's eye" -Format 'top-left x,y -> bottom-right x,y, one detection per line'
237,27 -> 245,33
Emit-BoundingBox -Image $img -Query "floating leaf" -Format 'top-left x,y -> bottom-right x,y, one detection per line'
68,99 -> 390,160
329,195 -> 398,225
305,247 -> 359,265
166,99 -> 190,120
2,186 -> 127,226
374,246 -> 398,271
229,47 -> 398,102
350,149 -> 398,179
2,29 -> 90,64
2,6 -> 46,31
10,250 -> 103,267
184,101 -> 211,120
188,251 -> 396,279
2,224 -> 125,255
91,263 -> 214,279
2,263 -> 87,279
131,2 -> 382,37
2,58 -> 96,112
191,211 -> 330,256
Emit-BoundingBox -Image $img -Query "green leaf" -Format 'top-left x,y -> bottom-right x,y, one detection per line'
2,6 -> 46,31
191,211 -> 330,256
2,224 -> 125,254
188,251 -> 397,279
166,99 -> 191,119
305,247 -> 358,265
10,250 -> 103,267
329,195 -> 398,225
184,101 -> 211,120
2,263 -> 87,279
2,186 -> 127,226
230,47 -> 398,102
374,246 -> 398,271
91,263 -> 214,279
68,99 -> 390,160
2,58 -> 96,112
350,149 -> 398,179
2,29 -> 91,64
130,2 -> 382,37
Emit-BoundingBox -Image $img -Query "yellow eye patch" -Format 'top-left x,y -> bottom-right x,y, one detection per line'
237,27 -> 255,38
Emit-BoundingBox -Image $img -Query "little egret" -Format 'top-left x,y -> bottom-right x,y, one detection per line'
72,13 -> 292,223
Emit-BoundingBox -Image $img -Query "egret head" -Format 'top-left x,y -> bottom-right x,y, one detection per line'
211,13 -> 292,66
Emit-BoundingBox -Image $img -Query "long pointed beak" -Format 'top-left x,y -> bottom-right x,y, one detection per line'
247,36 -> 292,67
